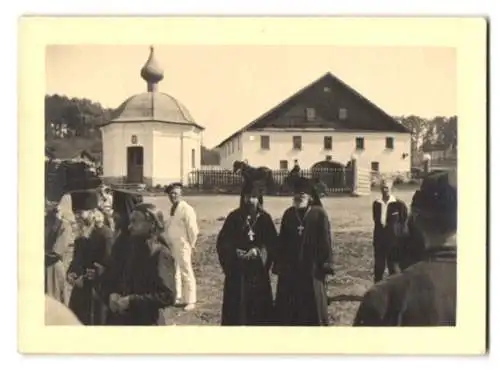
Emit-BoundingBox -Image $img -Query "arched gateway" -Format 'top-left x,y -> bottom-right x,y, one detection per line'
310,160 -> 353,193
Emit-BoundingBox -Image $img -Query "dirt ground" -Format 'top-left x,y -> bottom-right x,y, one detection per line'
143,189 -> 415,326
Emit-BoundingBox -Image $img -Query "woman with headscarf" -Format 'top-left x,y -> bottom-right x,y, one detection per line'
215,179 -> 278,326
273,176 -> 335,326
102,203 -> 176,326
67,191 -> 114,325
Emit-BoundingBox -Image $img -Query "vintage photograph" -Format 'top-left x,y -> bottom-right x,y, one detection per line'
44,43 -> 459,328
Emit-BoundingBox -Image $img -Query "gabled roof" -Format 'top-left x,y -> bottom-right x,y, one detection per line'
215,72 -> 410,149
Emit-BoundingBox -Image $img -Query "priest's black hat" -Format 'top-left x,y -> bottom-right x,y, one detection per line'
292,176 -> 323,206
240,179 -> 266,208
70,189 -> 99,212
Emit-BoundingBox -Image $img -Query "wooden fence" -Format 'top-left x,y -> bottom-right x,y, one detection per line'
187,167 -> 354,195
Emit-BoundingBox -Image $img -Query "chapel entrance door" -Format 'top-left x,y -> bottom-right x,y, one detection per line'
127,146 -> 144,184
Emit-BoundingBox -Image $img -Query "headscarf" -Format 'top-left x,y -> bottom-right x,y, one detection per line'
131,202 -> 169,248
132,203 -> 166,235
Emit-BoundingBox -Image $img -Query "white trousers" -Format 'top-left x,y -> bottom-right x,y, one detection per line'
171,242 -> 196,304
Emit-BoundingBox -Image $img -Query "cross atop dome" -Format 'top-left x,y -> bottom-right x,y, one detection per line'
140,45 -> 164,92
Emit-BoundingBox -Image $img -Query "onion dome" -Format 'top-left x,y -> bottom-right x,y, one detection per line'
140,46 -> 164,92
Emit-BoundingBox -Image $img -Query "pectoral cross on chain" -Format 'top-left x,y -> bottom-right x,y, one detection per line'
297,225 -> 305,236
248,229 -> 255,241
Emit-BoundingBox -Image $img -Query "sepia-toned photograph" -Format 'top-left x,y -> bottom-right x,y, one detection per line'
44,42 -> 459,327
19,16 -> 487,354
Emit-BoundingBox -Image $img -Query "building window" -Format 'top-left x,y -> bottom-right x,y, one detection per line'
371,161 -> 380,172
356,137 -> 365,150
260,135 -> 270,150
306,108 -> 316,121
324,136 -> 332,150
326,155 -> 332,161
339,108 -> 348,120
191,149 -> 196,169
385,137 -> 394,150
279,160 -> 289,170
237,136 -> 241,151
293,136 -> 302,150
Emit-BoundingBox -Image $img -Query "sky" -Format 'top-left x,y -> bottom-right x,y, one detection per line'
46,45 -> 456,148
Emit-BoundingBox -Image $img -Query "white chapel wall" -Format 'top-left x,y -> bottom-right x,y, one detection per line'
152,132 -> 182,187
100,122 -> 154,183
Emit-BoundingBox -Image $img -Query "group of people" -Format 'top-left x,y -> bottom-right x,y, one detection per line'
45,182 -> 199,326
45,167 -> 457,327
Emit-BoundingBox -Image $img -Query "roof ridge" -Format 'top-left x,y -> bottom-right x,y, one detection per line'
215,73 -> 330,148
323,72 -> 407,131
214,71 -> 409,148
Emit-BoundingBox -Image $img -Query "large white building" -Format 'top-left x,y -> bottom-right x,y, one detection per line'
100,46 -> 204,187
215,72 -> 411,175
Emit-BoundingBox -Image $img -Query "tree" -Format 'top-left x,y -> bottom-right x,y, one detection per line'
396,115 -> 429,164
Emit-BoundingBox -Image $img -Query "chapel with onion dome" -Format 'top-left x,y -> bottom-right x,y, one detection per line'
100,46 -> 204,187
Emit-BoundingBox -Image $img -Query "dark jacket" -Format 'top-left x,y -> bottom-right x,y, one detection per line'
103,235 -> 176,326
353,246 -> 457,326
372,197 -> 408,248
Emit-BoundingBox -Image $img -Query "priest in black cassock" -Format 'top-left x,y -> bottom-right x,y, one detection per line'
273,177 -> 335,326
215,179 -> 278,326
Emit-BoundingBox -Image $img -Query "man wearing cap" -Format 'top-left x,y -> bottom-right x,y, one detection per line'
372,178 -> 409,283
273,176 -> 335,326
164,182 -> 199,311
216,178 -> 278,326
353,170 -> 457,326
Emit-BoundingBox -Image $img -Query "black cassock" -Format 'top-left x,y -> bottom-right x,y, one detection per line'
273,205 -> 335,326
216,208 -> 278,326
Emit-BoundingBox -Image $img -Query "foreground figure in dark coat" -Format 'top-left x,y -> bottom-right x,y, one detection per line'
103,203 -> 176,326
216,179 -> 278,326
273,177 -> 335,326
354,170 -> 457,326
372,178 -> 409,282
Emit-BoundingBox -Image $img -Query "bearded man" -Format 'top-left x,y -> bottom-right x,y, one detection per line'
273,177 -> 335,326
216,179 -> 278,326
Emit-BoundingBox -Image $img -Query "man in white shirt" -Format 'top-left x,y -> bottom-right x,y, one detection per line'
164,183 -> 199,311
372,178 -> 408,283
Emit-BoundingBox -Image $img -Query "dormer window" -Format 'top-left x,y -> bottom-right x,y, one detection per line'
306,108 -> 316,121
339,108 -> 348,120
